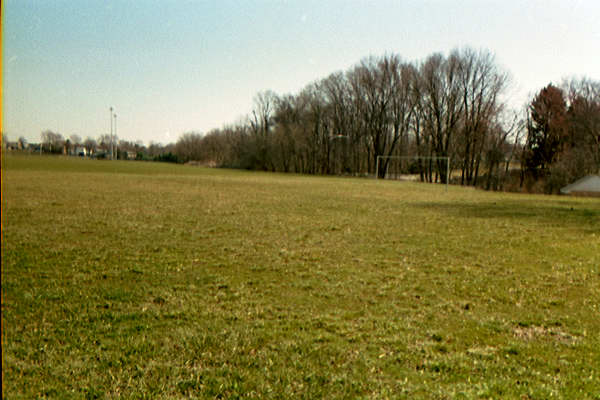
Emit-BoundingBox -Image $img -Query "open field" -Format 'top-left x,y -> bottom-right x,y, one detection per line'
2,155 -> 599,399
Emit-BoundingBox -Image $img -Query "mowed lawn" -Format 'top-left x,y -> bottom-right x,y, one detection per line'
2,155 -> 599,399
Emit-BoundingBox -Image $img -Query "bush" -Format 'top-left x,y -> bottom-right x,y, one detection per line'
153,152 -> 180,164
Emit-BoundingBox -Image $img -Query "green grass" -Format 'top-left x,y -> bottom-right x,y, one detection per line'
2,154 -> 599,399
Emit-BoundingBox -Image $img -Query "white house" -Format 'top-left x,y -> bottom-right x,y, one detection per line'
560,175 -> 600,196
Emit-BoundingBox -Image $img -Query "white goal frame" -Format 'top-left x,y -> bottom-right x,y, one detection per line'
376,155 -> 450,191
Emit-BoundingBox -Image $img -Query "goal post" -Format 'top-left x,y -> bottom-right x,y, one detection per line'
376,155 -> 450,191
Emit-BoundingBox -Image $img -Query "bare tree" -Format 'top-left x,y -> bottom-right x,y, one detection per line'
175,132 -> 204,163
83,137 -> 97,155
302,83 -> 331,174
273,94 -> 302,173
416,53 -> 463,182
41,130 -> 64,153
482,110 -> 523,190
249,90 -> 278,170
18,136 -> 28,150
454,48 -> 509,185
321,72 -> 355,174
69,134 -> 82,151
562,78 -> 600,174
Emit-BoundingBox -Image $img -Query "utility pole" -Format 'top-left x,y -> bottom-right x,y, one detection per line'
109,106 -> 113,160
113,112 -> 117,160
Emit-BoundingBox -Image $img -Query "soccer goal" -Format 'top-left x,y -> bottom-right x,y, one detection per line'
376,155 -> 450,190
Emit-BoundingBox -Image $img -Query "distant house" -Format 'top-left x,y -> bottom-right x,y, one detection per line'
560,175 -> 600,197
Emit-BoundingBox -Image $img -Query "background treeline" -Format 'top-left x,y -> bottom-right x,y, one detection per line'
5,130 -> 178,162
172,47 -> 599,193
521,79 -> 600,193
5,47 -> 598,194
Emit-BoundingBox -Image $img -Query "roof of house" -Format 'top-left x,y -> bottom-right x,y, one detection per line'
560,175 -> 600,194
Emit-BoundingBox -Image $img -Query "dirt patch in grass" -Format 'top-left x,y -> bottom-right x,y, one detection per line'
513,325 -> 581,345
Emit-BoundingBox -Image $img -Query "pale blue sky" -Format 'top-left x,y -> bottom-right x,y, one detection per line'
3,0 -> 599,144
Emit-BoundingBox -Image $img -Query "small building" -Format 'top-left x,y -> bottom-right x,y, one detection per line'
560,175 -> 600,197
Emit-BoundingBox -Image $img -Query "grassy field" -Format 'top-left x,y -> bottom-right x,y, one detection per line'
2,154 -> 599,399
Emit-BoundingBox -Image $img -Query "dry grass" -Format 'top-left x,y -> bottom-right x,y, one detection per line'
2,154 -> 600,399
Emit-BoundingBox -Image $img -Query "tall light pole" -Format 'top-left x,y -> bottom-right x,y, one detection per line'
113,112 -> 117,160
109,106 -> 113,159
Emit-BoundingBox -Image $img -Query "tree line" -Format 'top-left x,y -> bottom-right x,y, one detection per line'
172,47 -> 598,193
175,48 -> 517,187
521,79 -> 600,193
5,130 -> 178,162
5,47 -> 597,193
